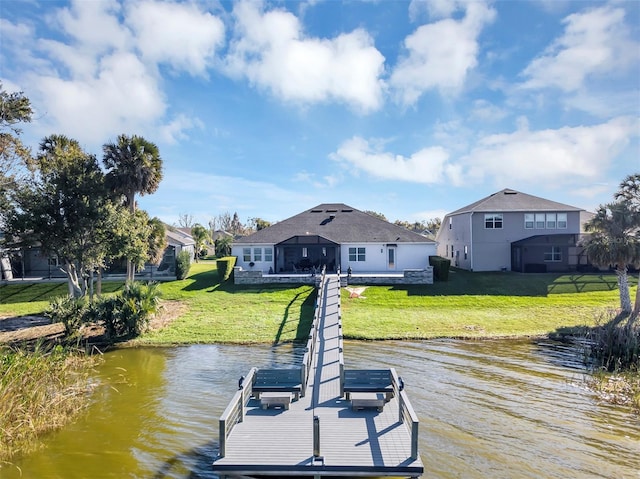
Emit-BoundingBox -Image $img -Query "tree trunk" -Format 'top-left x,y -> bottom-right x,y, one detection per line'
97,267 -> 103,296
632,271 -> 640,322
63,261 -> 83,298
616,267 -> 633,314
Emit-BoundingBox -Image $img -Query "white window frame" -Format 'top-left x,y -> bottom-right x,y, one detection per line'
243,248 -> 251,262
264,247 -> 273,262
484,213 -> 503,229
253,247 -> 262,262
524,214 -> 534,229
348,247 -> 366,262
546,213 -> 556,229
535,213 -> 545,229
544,246 -> 562,262
557,213 -> 567,229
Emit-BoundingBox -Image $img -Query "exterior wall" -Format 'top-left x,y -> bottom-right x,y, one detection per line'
233,267 -> 434,285
340,242 -> 436,273
231,243 -> 275,273
435,213 -> 472,270
438,210 -> 583,272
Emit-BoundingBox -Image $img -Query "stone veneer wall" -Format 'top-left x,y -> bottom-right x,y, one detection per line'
233,267 -> 434,286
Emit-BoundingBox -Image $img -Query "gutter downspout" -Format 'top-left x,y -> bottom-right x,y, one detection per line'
469,212 -> 474,271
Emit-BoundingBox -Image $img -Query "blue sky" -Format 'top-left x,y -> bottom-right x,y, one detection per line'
1,0 -> 638,227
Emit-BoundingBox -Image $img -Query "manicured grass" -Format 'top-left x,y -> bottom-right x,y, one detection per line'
0,282 -> 124,317
140,262 -> 316,344
1,262 -> 636,343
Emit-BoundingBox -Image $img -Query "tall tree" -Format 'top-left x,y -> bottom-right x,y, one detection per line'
7,135 -> 114,297
190,223 -> 211,262
584,198 -> 640,315
103,134 -> 163,281
0,84 -> 33,225
178,213 -> 194,228
614,173 -> 640,315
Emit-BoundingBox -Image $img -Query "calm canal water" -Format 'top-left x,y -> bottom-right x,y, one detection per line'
3,340 -> 639,479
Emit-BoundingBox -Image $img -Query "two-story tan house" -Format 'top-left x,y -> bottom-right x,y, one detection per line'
435,189 -> 594,272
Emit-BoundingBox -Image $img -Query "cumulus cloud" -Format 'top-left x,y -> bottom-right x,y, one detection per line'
461,116 -> 637,186
329,136 -> 461,185
390,1 -> 495,105
330,116 -> 637,191
7,0 -> 225,146
126,0 -> 225,76
521,6 -> 638,92
225,1 -> 385,112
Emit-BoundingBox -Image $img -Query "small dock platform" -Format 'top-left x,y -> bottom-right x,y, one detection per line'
212,273 -> 424,478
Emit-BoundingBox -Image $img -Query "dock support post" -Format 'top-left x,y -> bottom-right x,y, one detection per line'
313,415 -> 320,457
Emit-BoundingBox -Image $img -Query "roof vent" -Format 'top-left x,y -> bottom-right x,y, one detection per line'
504,189 -> 518,195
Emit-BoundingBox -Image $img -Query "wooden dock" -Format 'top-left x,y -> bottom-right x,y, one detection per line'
212,273 -> 424,478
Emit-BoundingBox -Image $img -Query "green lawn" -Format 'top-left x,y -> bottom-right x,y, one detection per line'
1,261 -> 635,344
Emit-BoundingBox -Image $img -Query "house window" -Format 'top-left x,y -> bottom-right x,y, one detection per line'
449,217 -> 452,229
446,244 -> 449,256
544,246 -> 562,262
264,247 -> 273,262
243,248 -> 251,262
464,245 -> 468,260
557,213 -> 567,229
348,247 -> 366,262
302,247 -> 308,258
485,213 -> 503,229
535,214 -> 545,228
253,247 -> 262,262
546,213 -> 556,229
524,214 -> 534,229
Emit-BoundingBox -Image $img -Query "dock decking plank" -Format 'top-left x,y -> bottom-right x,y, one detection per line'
212,274 -> 424,477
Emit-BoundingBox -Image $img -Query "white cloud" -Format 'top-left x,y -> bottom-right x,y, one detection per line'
461,116 -> 637,186
391,1 -> 496,105
126,0 -> 225,76
521,6 -> 638,92
470,99 -> 508,122
34,51 -> 165,144
329,136 -> 461,185
225,0 -> 385,112
8,0 -> 226,146
160,114 -> 204,144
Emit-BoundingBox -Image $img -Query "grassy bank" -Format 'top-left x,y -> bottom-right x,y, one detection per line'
2,262 -> 634,344
0,344 -> 100,460
152,263 -> 630,343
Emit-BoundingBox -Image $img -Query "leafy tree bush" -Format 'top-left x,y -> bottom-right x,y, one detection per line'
44,296 -> 88,336
45,282 -> 161,341
216,256 -> 237,281
176,250 -> 191,280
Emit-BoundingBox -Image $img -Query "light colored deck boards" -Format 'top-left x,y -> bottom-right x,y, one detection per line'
212,275 -> 424,477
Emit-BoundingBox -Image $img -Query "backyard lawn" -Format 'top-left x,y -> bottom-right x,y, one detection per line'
1,261 -> 634,344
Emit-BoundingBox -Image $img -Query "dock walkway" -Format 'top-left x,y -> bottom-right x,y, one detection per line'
212,273 -> 424,478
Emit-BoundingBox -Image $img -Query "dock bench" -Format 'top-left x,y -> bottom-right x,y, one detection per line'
343,369 -> 394,402
260,392 -> 293,410
350,392 -> 386,412
252,368 -> 302,401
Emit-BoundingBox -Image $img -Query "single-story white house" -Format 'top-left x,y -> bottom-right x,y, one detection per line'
231,203 -> 437,275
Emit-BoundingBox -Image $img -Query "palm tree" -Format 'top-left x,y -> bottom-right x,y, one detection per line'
103,134 -> 163,281
614,173 -> 640,315
584,199 -> 640,315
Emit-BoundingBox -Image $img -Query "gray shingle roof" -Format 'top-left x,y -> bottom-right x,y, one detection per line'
448,188 -> 584,215
234,203 -> 434,245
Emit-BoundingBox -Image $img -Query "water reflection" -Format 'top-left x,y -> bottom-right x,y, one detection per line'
4,340 -> 639,479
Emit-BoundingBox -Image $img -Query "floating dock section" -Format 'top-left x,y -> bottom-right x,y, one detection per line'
212,272 -> 424,478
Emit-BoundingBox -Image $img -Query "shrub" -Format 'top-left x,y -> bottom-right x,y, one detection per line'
586,312 -> 640,372
44,296 -> 88,336
88,282 -> 162,340
216,256 -> 237,281
176,250 -> 191,280
429,255 -> 451,281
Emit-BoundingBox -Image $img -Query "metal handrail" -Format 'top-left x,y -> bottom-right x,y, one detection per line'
218,367 -> 256,458
392,367 -> 420,460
